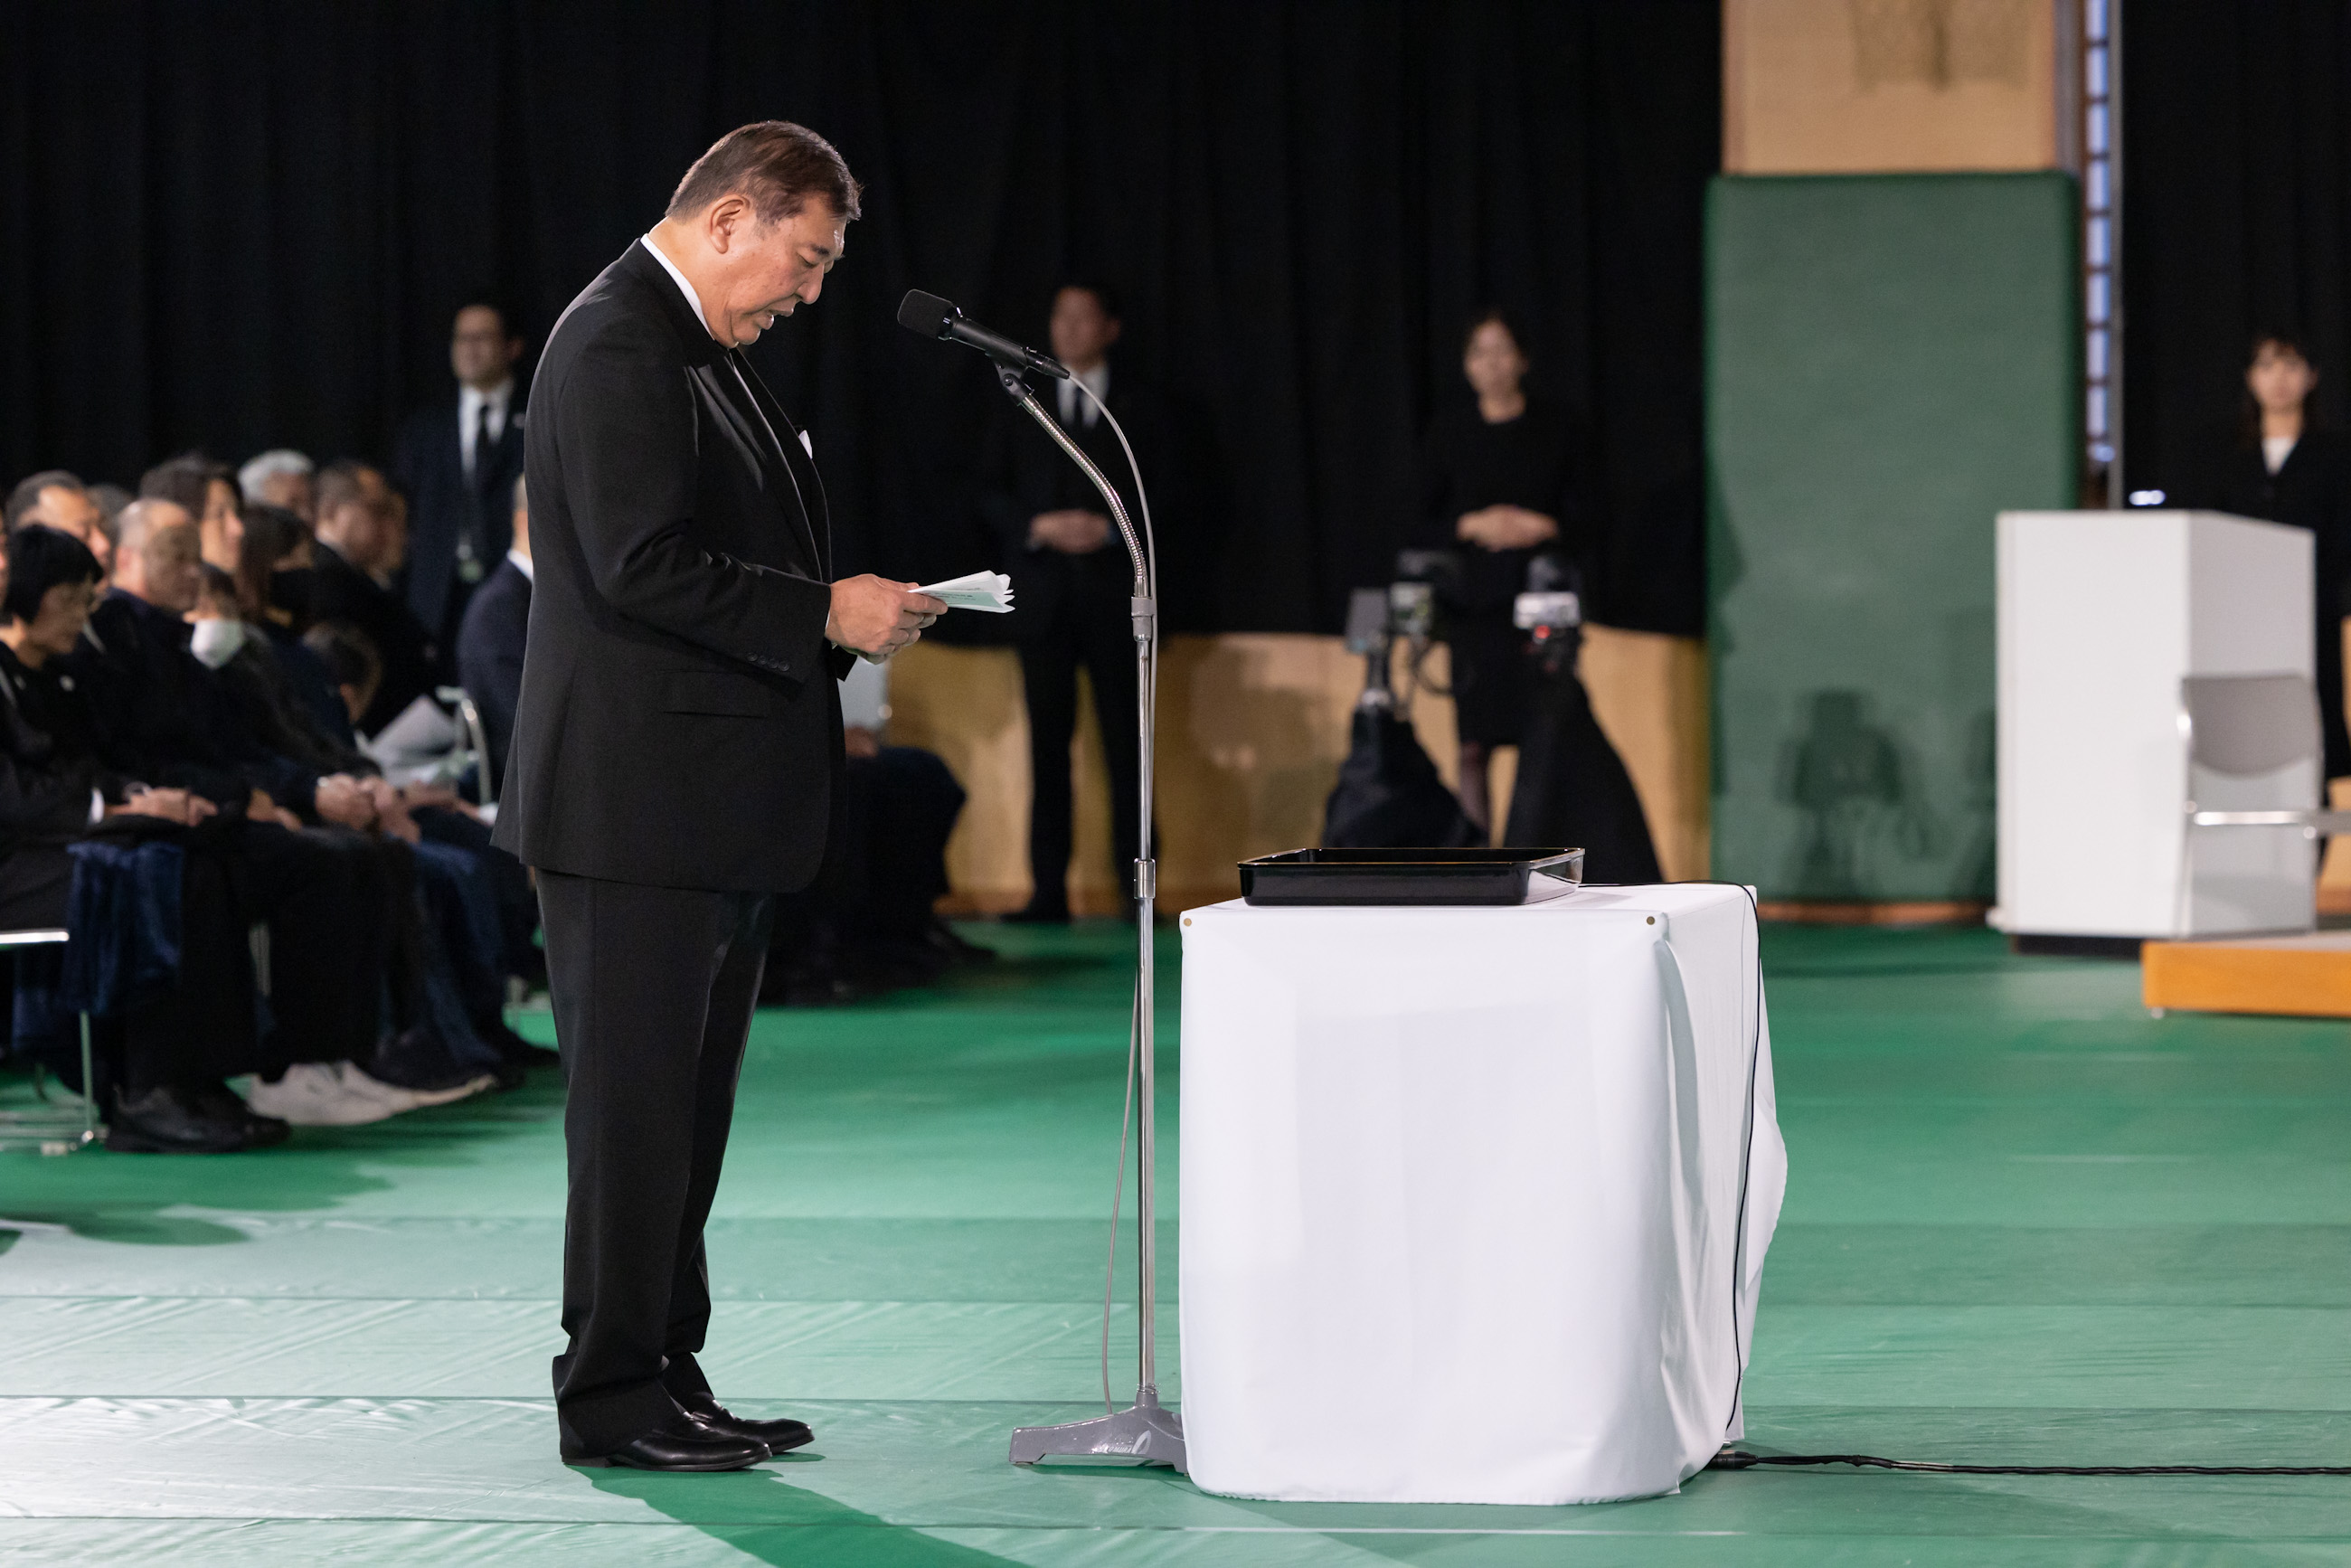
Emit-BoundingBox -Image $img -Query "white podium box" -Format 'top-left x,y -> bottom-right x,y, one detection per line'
1177,883 -> 1786,1505
1997,509 -> 2318,940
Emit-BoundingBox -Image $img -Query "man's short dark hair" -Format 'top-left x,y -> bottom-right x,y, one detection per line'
5,524 -> 101,624
1058,282 -> 1123,320
140,453 -> 231,516
455,297 -> 521,338
305,619 -> 382,695
5,469 -> 88,534
314,459 -> 379,518
666,120 -> 862,227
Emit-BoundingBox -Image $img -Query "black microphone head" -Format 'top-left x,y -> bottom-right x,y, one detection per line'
898,289 -> 957,338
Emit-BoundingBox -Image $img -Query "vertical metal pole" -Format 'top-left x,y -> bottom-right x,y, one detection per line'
79,1012 -> 95,1143
1133,626 -> 1157,1395
1003,371 -> 1185,1468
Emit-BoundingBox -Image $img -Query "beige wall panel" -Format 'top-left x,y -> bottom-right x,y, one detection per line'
1725,0 -> 2056,174
892,628 -> 1707,913
1581,625 -> 1712,882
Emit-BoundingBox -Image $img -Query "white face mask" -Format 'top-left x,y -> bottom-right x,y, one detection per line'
189,616 -> 248,670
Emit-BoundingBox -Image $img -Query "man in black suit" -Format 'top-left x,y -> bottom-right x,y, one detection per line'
393,301 -> 528,656
310,460 -> 442,735
492,121 -> 940,1474
456,475 -> 532,791
979,285 -> 1164,921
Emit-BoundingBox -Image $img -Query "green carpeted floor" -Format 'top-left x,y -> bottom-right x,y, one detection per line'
1,920 -> 2346,1563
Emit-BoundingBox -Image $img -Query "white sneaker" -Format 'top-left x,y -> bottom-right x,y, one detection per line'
237,1063 -> 400,1127
329,1062 -> 433,1113
355,1062 -> 496,1109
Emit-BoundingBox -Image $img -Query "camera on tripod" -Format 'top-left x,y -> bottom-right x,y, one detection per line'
1344,551 -> 1462,710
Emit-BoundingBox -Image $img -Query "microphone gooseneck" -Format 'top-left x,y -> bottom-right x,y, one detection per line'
895,289 -> 1072,380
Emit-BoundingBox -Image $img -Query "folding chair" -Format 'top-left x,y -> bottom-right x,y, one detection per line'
0,929 -> 97,1156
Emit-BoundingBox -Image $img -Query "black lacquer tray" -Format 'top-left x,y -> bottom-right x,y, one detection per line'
1237,847 -> 1585,906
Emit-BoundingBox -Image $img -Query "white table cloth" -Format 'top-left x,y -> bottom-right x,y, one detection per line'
1177,883 -> 1786,1505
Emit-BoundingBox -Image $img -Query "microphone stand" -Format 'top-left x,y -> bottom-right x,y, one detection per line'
998,366 -> 1185,1470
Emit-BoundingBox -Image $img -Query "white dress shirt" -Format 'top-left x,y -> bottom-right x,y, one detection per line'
507,547 -> 534,583
1058,362 -> 1110,429
459,379 -> 515,480
642,233 -> 715,341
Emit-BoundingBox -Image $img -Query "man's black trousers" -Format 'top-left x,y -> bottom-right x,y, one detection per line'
1019,602 -> 1143,912
538,869 -> 773,1455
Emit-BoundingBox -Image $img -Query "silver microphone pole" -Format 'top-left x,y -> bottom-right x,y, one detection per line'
999,365 -> 1185,1469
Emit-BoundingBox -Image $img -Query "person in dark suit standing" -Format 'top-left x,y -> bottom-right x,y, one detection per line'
979,284 -> 1163,921
2196,332 -> 2351,781
456,475 -> 532,791
492,122 -> 939,1473
393,302 -> 528,658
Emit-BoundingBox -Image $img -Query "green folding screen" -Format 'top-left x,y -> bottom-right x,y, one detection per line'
1706,172 -> 2080,900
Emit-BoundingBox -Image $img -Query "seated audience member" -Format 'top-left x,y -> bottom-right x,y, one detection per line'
0,527 -> 283,1151
311,460 -> 443,734
194,565 -> 369,782
317,612 -> 550,1002
239,449 -> 316,525
233,503 -> 346,739
457,476 -> 531,791
5,469 -> 114,572
765,659 -> 987,1003
66,499 -> 322,818
138,454 -> 247,576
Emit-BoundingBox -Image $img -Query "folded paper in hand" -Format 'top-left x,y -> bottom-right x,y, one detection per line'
914,571 -> 1015,613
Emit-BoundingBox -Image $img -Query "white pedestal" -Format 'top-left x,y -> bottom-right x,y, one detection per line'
1997,509 -> 2316,940
1177,884 -> 1785,1505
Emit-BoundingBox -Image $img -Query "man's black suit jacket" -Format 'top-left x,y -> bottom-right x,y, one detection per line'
977,373 -> 1169,638
490,240 -> 851,893
392,392 -> 526,647
311,543 -> 442,737
62,590 -> 317,814
456,555 -> 530,792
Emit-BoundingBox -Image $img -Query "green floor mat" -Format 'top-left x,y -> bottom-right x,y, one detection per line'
0,919 -> 2346,1563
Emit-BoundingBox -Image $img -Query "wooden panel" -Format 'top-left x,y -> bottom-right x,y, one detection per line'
2143,933 -> 2351,1020
1725,0 -> 2057,175
889,627 -> 1710,914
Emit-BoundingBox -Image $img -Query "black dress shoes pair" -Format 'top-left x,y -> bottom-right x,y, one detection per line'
106,1082 -> 288,1154
564,1401 -> 815,1472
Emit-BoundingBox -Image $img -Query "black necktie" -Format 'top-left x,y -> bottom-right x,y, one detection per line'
471,401 -> 495,486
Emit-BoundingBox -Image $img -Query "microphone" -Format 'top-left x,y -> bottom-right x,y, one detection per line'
897,290 -> 1070,380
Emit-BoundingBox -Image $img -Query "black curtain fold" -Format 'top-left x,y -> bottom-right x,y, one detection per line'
0,0 -> 1717,638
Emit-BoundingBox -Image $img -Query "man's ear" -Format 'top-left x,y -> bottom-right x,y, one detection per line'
706,194 -> 756,254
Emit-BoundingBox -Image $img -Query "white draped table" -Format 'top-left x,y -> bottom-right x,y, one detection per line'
1177,882 -> 1786,1504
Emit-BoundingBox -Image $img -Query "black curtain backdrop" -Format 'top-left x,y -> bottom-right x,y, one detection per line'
2124,3 -> 2351,500
0,1 -> 1718,638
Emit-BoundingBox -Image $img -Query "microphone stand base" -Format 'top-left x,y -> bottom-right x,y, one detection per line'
1009,1386 -> 1186,1469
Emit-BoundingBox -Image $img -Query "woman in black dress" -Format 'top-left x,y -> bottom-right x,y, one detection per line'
1419,311 -> 1577,831
2200,332 -> 2351,780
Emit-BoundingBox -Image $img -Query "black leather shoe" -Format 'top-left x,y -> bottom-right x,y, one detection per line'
367,1026 -> 485,1092
564,1413 -> 768,1471
191,1081 -> 289,1147
680,1395 -> 815,1454
106,1086 -> 254,1154
998,901 -> 1070,925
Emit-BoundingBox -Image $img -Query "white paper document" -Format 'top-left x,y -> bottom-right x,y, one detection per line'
913,570 -> 1015,613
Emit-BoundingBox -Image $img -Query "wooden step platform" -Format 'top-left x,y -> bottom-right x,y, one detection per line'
2142,930 -> 2351,1018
